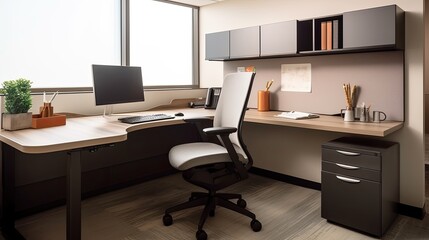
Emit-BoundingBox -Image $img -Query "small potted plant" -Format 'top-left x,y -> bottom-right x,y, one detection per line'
1,78 -> 33,130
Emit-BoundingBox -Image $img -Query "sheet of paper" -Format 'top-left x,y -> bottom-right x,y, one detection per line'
281,63 -> 311,92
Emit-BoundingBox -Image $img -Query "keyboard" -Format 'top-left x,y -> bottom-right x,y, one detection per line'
118,114 -> 175,124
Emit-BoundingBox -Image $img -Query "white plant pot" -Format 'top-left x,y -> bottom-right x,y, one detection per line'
2,112 -> 32,131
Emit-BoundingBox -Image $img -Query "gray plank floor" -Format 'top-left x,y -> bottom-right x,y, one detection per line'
15,173 -> 429,240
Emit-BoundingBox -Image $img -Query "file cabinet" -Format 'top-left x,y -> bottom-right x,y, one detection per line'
321,137 -> 399,237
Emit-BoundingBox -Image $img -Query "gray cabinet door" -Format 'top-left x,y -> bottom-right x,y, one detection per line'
230,26 -> 260,59
343,5 -> 397,49
261,20 -> 297,56
205,31 -> 229,60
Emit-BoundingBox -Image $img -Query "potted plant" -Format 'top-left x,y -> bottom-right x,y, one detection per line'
1,78 -> 33,130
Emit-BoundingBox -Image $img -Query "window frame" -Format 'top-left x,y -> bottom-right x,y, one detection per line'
11,0 -> 200,93
123,0 -> 199,90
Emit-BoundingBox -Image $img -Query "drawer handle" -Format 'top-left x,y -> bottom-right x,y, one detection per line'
335,163 -> 360,170
336,175 -> 361,183
336,150 -> 360,156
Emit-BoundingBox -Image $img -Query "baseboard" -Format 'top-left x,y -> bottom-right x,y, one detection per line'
249,167 -> 321,190
398,203 -> 426,219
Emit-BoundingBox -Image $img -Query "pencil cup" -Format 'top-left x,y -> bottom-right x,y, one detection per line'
258,90 -> 270,111
341,109 -> 354,122
360,107 -> 370,122
40,103 -> 54,118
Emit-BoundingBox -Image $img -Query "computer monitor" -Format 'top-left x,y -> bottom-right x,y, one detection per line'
92,64 -> 145,106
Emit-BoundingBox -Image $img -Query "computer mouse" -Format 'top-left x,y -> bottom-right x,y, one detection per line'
175,112 -> 184,117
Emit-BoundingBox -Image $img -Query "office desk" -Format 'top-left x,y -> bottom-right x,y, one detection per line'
244,110 -> 403,137
0,107 -> 403,240
0,108 -> 214,240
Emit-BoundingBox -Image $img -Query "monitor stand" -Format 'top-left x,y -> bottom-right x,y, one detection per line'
103,105 -> 114,117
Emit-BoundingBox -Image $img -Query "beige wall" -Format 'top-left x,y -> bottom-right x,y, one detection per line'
200,0 -> 425,208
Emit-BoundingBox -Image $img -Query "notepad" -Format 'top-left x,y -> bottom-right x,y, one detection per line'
276,111 -> 319,120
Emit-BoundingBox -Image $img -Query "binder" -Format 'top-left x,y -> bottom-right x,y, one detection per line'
333,20 -> 339,49
321,21 -> 327,50
327,21 -> 332,50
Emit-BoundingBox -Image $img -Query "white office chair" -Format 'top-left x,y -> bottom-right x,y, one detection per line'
162,72 -> 261,240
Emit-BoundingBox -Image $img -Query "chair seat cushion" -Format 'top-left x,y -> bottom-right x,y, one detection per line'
169,142 -> 246,171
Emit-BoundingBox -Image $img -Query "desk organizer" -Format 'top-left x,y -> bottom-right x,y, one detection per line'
32,114 -> 66,129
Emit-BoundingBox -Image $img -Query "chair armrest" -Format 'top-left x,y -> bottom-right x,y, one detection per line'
183,117 -> 214,142
203,127 -> 237,136
183,116 -> 213,124
202,126 -> 247,180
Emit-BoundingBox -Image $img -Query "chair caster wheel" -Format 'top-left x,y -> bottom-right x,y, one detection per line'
237,199 -> 247,208
250,219 -> 262,232
163,214 -> 173,226
196,230 -> 207,240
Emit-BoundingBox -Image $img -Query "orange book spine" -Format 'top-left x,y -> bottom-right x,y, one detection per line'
326,21 -> 332,50
321,22 -> 327,50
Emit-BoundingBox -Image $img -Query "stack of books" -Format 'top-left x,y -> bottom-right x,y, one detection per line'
320,20 -> 339,51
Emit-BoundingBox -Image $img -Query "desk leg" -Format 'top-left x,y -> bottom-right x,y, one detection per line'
67,151 -> 81,240
1,143 -> 25,239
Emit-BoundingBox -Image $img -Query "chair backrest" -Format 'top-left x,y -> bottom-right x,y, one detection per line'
213,72 -> 255,161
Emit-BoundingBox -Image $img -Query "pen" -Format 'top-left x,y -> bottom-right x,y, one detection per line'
265,79 -> 274,91
49,91 -> 59,103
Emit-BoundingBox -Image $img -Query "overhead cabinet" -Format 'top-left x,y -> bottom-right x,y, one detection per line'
260,20 -> 297,57
205,31 -> 230,60
343,5 -> 404,50
230,26 -> 260,59
205,5 -> 404,61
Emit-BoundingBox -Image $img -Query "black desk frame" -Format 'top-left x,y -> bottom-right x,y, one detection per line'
1,143 -> 84,240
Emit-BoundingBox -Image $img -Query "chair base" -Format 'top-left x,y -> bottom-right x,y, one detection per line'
163,191 -> 262,240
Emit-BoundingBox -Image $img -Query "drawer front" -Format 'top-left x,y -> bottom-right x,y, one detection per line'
321,171 -> 381,236
322,148 -> 380,170
322,161 -> 380,182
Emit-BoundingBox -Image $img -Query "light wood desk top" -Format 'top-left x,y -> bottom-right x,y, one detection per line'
0,108 -> 403,154
244,109 -> 404,137
0,108 -> 214,154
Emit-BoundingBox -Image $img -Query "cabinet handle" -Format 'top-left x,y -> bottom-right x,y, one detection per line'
336,175 -> 361,183
335,163 -> 360,170
336,150 -> 360,156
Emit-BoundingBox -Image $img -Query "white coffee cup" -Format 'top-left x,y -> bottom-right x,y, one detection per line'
372,111 -> 387,123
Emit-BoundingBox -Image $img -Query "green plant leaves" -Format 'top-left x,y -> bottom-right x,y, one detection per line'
1,78 -> 32,114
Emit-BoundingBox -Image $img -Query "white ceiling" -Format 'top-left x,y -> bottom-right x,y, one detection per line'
170,0 -> 225,7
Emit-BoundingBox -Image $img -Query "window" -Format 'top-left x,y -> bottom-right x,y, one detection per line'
129,0 -> 198,88
0,0 -> 121,88
0,0 -> 198,90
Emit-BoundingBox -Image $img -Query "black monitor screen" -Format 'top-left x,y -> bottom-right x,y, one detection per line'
92,65 -> 145,106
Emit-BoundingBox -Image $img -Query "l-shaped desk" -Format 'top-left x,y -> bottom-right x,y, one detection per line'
0,107 -> 403,240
